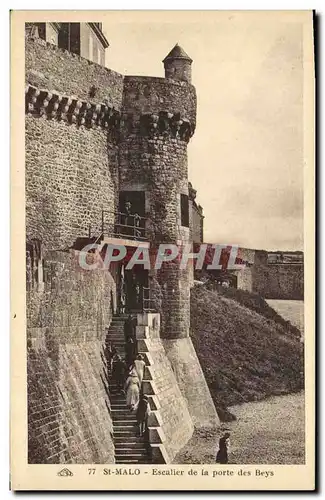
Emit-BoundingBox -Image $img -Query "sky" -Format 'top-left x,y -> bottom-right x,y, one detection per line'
102,11 -> 305,251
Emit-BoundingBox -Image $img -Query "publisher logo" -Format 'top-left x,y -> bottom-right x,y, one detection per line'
57,468 -> 73,477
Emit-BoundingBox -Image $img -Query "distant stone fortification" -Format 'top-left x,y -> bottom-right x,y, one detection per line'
235,249 -> 304,300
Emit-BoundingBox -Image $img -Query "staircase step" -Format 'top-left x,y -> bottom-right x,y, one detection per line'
113,415 -> 137,421
115,448 -> 147,454
114,436 -> 144,443
115,453 -> 148,461
113,423 -> 137,428
114,430 -> 138,436
115,460 -> 149,464
111,407 -> 133,412
112,408 -> 134,413
115,443 -> 146,449
113,420 -> 137,425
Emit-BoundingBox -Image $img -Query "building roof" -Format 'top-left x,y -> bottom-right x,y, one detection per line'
163,44 -> 193,63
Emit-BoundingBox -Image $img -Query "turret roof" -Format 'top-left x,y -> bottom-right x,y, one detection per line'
163,44 -> 193,63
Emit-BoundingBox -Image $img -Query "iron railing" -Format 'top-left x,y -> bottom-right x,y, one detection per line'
142,286 -> 154,312
112,211 -> 148,241
88,210 -> 149,242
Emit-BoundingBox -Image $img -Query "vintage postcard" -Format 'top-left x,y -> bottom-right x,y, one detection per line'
11,10 -> 315,491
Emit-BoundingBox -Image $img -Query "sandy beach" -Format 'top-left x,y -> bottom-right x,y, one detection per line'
226,392 -> 305,464
175,392 -> 305,465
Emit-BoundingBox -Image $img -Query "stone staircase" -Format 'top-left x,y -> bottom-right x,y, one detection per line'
106,315 -> 152,464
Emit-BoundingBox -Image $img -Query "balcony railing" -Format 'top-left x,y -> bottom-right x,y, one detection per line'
112,211 -> 148,241
88,210 -> 149,242
142,286 -> 155,312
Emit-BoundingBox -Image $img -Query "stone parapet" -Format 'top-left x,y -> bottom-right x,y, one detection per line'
25,84 -> 121,135
120,111 -> 195,143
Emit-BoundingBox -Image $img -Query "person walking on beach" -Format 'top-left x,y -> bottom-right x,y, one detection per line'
216,432 -> 231,464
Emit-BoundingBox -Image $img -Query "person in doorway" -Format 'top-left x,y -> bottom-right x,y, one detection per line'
125,337 -> 137,369
136,395 -> 150,437
135,283 -> 142,310
216,432 -> 231,464
111,354 -> 126,393
119,290 -> 126,315
134,213 -> 142,239
124,367 -> 140,411
134,354 -> 146,386
124,314 -> 134,342
122,200 -> 133,236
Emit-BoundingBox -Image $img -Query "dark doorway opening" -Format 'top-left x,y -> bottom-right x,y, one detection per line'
117,191 -> 146,239
118,263 -> 149,313
124,267 -> 148,312
119,191 -> 145,217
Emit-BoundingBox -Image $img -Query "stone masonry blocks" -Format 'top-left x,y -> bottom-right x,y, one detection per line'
137,313 -> 194,462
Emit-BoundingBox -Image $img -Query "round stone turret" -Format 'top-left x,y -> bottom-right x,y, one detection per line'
163,43 -> 193,83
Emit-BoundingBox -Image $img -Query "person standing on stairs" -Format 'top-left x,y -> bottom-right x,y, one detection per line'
106,342 -> 117,374
125,337 -> 137,369
124,314 -> 134,342
124,366 -> 140,411
136,395 -> 150,437
111,354 -> 126,393
134,354 -> 146,385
